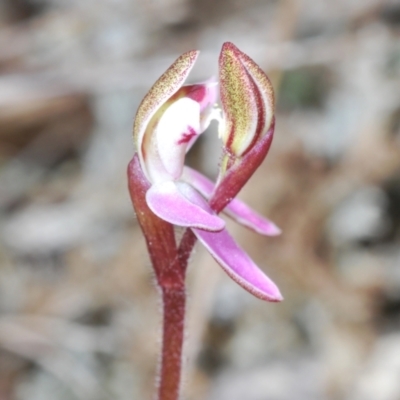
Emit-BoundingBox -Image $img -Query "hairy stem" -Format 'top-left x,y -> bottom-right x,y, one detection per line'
158,287 -> 186,400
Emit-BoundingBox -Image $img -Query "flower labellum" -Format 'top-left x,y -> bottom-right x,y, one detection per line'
128,42 -> 282,302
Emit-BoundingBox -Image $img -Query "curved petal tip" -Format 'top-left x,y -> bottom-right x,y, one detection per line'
193,227 -> 283,302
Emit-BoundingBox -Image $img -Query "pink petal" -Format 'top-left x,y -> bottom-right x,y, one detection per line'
146,181 -> 225,231
192,227 -> 283,302
181,167 -> 215,196
223,200 -> 281,236
183,167 -> 281,236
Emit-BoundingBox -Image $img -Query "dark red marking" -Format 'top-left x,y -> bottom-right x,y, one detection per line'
185,85 -> 206,104
177,126 -> 197,145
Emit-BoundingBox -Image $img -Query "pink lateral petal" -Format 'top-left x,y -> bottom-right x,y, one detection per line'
183,167 -> 281,236
146,181 -> 225,231
223,200 -> 281,236
192,227 -> 283,302
181,167 -> 215,196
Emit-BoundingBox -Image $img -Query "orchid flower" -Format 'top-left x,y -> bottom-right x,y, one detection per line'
130,42 -> 282,302
127,42 -> 282,400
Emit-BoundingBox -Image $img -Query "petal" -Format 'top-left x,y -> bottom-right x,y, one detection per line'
192,227 -> 283,302
213,43 -> 276,209
222,200 -> 281,236
181,166 -> 215,196
146,181 -> 225,231
133,50 -> 199,169
183,167 -> 281,236
234,44 -> 275,140
145,98 -> 201,183
219,43 -> 259,157
218,41 -> 275,173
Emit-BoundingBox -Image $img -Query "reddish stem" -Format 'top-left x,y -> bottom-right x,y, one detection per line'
158,287 -> 186,400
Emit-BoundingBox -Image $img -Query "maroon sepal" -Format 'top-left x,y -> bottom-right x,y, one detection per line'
210,118 -> 275,213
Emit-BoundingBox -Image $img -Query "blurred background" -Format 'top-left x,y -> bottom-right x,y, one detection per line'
0,0 -> 400,399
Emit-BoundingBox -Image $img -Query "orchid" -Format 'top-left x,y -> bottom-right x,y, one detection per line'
127,42 -> 282,400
